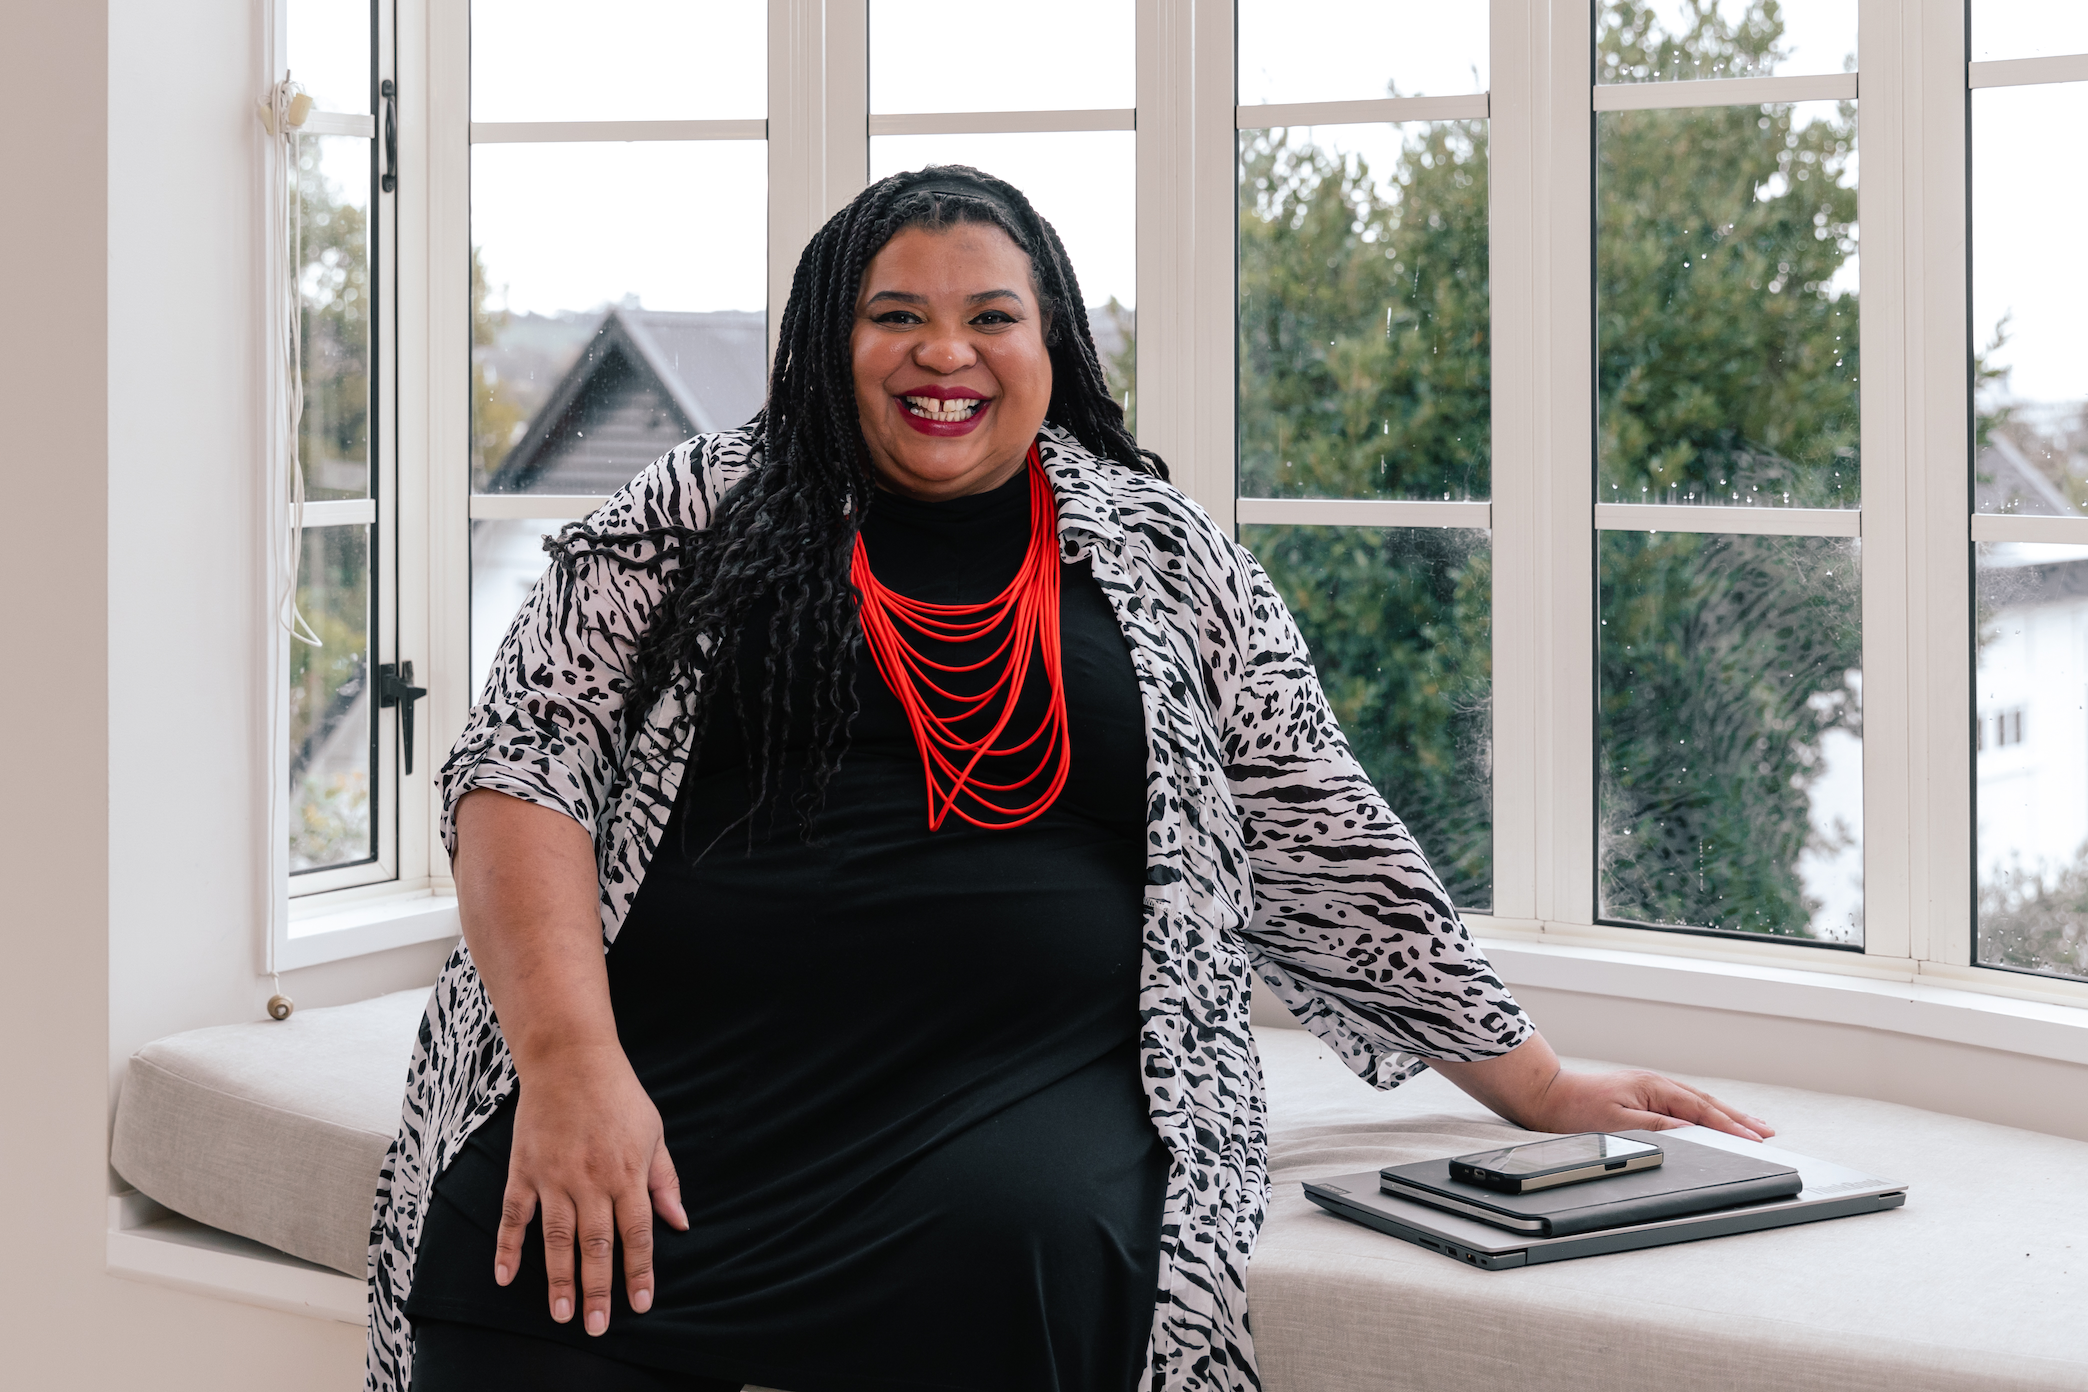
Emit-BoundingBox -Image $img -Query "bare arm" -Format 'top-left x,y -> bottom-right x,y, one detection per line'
453,788 -> 687,1336
1425,1031 -> 1772,1141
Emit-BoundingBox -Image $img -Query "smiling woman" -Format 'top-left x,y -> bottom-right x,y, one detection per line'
370,166 -> 1767,1392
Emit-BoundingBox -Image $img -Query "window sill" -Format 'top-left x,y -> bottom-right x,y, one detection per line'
1468,929 -> 2088,1068
281,885 -> 459,970
104,1193 -> 364,1325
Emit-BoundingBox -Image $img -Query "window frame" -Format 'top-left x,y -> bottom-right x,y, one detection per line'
269,0 -> 453,970
288,0 -> 2088,1013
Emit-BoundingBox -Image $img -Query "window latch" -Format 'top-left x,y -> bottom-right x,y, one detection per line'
377,661 -> 428,774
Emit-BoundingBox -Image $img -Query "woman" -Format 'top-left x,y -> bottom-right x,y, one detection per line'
368,166 -> 1769,1392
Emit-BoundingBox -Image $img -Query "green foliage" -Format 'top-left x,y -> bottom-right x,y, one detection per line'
1245,524 -> 1493,907
296,139 -> 371,500
1234,0 -> 1865,931
1239,124 -> 1490,500
1236,120 -> 1496,905
1595,22 -> 1859,506
1598,532 -> 1860,935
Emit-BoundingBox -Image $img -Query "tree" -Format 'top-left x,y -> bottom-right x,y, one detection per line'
288,137 -> 377,868
1235,0 -> 1866,931
1237,123 -> 1496,906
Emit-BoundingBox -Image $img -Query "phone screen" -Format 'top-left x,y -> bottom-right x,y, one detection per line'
1462,1133 -> 1660,1175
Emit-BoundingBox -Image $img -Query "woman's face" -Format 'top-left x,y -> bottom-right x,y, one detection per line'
851,221 -> 1054,501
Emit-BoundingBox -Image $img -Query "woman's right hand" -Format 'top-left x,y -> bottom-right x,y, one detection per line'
496,1044 -> 689,1334
452,788 -> 686,1337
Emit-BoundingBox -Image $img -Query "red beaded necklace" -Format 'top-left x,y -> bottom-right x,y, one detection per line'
851,442 -> 1070,831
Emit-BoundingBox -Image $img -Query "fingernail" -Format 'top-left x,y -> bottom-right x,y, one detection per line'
586,1310 -> 607,1336
631,1287 -> 652,1313
494,1263 -> 510,1285
553,1298 -> 572,1322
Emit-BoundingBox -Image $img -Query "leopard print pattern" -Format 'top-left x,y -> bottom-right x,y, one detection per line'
366,424 -> 1531,1391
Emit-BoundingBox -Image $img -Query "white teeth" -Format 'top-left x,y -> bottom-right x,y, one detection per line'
902,395 -> 984,421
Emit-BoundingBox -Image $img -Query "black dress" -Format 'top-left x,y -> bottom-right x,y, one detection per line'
405,466 -> 1166,1392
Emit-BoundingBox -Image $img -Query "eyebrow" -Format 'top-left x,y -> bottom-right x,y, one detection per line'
864,288 -> 1026,308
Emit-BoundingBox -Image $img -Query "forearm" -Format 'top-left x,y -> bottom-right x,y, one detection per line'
1424,1032 -> 1566,1131
452,788 -> 620,1076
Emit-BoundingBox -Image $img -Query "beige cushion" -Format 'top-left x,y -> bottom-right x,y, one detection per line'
111,988 -> 427,1277
107,992 -> 2088,1391
1250,1027 -> 2088,1392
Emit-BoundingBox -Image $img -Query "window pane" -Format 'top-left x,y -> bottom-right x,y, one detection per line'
869,133 -> 1136,424
1596,99 -> 1858,509
299,134 -> 373,502
871,0 -> 1133,113
1976,542 -> 2088,983
1243,524 -> 1493,910
1239,123 -> 1489,500
1972,84 -> 2088,518
471,1 -> 764,122
1596,0 -> 1855,85
471,519 -> 564,699
1598,531 -> 1862,943
291,523 -> 374,872
1973,1 -> 2088,63
287,0 -> 370,114
471,141 -> 768,494
1238,0 -> 1487,106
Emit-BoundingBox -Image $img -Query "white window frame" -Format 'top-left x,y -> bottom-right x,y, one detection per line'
267,0 -> 453,970
290,0 -> 2088,1016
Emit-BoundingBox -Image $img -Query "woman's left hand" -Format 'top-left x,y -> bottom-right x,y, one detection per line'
1426,1031 -> 1774,1141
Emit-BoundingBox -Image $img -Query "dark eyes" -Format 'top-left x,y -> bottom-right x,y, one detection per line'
868,309 -> 1020,327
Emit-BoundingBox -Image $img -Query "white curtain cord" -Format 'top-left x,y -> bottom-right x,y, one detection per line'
266,75 -> 324,651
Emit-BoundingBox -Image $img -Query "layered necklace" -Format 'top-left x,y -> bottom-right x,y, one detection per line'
851,442 -> 1071,831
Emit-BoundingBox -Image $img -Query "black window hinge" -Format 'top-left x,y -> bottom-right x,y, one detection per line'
377,661 -> 428,774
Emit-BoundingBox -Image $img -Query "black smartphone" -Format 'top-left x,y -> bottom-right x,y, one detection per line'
1448,1133 -> 1664,1194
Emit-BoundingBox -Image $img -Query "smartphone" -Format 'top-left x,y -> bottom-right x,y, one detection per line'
1448,1133 -> 1664,1194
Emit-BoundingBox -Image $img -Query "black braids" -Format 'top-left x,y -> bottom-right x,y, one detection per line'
548,165 -> 1170,847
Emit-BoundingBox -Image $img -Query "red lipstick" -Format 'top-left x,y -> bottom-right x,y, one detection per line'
893,384 -> 993,437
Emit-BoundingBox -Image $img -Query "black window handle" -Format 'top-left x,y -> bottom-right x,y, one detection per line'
380,78 -> 397,193
378,661 -> 427,774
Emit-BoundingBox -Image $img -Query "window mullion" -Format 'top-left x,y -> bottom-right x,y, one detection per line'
1538,0 -> 1596,927
419,0 -> 472,892
1853,0 -> 1914,963
1909,0 -> 1974,968
768,0 -> 867,370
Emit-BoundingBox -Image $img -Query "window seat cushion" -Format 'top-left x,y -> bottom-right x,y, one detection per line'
1250,1026 -> 2088,1392
110,993 -> 2088,1390
110,988 -> 429,1278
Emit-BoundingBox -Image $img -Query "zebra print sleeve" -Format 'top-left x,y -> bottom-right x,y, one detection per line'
1219,540 -> 1533,1088
437,435 -> 730,858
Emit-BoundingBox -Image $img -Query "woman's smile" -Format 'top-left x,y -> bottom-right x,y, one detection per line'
895,384 -> 992,435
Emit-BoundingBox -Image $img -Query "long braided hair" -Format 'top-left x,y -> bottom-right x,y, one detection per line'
561,165 -> 1166,841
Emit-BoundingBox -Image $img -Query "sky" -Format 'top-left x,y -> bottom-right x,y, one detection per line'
290,0 -> 2084,417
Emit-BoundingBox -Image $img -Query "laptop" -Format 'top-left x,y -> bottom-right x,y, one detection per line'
1300,1125 -> 1905,1270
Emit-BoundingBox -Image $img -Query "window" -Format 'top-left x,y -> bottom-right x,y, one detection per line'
281,0 -> 398,899
867,0 -> 1138,420
1234,0 -> 1494,908
1970,1 -> 2088,984
276,0 -> 2088,1011
465,0 -> 769,697
1591,1 -> 1862,945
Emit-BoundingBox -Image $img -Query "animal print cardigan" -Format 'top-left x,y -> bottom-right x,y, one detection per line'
366,422 -> 1532,1392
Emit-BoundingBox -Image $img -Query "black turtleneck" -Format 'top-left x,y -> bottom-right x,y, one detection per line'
406,464 -> 1165,1392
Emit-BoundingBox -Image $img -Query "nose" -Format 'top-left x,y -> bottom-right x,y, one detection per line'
912,323 -> 977,375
